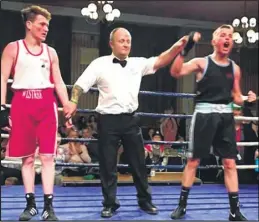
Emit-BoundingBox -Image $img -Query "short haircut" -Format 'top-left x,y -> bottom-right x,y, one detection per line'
68,127 -> 79,136
212,24 -> 233,39
21,5 -> 51,24
109,27 -> 122,41
83,126 -> 93,132
109,27 -> 131,41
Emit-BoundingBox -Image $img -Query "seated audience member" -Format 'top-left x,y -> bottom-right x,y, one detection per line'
87,115 -> 98,136
143,127 -> 155,140
81,126 -> 99,162
144,131 -> 167,167
1,138 -> 22,185
160,108 -> 178,149
61,127 -> 91,177
58,124 -> 67,141
82,126 -> 93,139
63,127 -> 91,163
77,116 -> 88,131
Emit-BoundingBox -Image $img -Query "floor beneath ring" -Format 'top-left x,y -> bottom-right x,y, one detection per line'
1,184 -> 258,221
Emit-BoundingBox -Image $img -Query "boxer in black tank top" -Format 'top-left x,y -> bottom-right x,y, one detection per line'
169,25 -> 257,221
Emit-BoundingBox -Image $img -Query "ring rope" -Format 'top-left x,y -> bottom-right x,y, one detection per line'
1,159 -> 257,170
4,104 -> 259,121
1,134 -> 258,146
7,79 -> 196,98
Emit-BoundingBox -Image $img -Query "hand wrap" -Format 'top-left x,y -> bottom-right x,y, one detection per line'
181,32 -> 197,56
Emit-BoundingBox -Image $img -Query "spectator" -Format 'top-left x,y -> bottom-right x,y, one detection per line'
1,138 -> 22,185
63,128 -> 91,164
160,108 -> 178,149
61,127 -> 91,177
77,116 -> 88,130
147,127 -> 155,140
87,115 -> 98,135
58,124 -> 68,142
82,126 -> 99,163
82,126 -> 95,140
144,131 -> 167,168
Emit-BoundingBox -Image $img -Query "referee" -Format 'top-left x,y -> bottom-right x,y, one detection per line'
64,27 -> 187,218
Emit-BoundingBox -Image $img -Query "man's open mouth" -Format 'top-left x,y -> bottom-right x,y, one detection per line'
224,42 -> 230,48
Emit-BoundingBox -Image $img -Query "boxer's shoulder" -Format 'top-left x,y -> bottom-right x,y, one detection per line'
2,41 -> 18,57
6,41 -> 18,48
232,61 -> 240,70
198,57 -> 207,69
189,57 -> 206,70
45,46 -> 59,64
47,45 -> 56,53
231,61 -> 241,77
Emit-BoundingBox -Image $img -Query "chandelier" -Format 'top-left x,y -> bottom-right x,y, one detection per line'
231,1 -> 258,48
81,1 -> 121,24
232,17 -> 258,47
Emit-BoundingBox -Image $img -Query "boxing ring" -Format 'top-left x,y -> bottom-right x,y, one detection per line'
1,80 -> 259,220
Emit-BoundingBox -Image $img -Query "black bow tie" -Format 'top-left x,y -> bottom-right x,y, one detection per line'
113,58 -> 127,68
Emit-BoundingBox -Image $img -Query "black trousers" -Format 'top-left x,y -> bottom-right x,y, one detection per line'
97,113 -> 152,207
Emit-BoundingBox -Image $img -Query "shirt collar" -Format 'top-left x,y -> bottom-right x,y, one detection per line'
111,53 -> 129,61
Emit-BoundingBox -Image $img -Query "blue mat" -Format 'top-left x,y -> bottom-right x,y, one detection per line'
1,184 -> 258,220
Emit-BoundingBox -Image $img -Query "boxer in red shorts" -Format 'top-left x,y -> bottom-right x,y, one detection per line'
1,5 -> 69,221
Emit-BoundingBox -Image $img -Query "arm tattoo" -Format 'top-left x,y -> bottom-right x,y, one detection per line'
71,85 -> 84,104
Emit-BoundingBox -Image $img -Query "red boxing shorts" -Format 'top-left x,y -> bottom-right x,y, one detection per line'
7,88 -> 58,158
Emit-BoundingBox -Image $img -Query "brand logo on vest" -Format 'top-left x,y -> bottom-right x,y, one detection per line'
22,90 -> 43,99
40,58 -> 49,69
40,58 -> 49,63
226,73 -> 233,79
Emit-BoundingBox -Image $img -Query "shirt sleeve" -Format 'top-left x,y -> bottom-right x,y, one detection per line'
138,56 -> 159,76
74,59 -> 99,93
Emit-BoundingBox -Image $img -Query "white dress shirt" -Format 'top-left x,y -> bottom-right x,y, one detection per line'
75,54 -> 158,114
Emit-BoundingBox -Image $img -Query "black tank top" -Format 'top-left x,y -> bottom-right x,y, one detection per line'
195,55 -> 234,104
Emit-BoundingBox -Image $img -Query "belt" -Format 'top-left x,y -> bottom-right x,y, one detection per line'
195,103 -> 233,113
